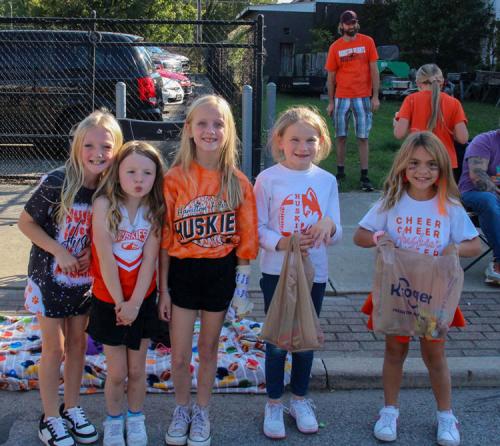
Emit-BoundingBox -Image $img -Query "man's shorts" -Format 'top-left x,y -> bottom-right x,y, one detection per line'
334,97 -> 372,139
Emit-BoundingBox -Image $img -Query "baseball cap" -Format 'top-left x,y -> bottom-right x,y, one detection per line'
340,10 -> 358,24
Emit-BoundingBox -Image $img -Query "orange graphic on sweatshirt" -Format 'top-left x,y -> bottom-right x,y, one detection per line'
279,187 -> 322,236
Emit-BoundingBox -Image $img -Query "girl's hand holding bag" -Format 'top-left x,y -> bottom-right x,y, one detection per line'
372,234 -> 464,339
260,235 -> 324,352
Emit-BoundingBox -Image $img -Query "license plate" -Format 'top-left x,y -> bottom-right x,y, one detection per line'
176,94 -> 182,101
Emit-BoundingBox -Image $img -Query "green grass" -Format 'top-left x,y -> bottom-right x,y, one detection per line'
268,93 -> 499,191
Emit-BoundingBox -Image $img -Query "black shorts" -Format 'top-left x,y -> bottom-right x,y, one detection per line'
86,290 -> 160,351
169,250 -> 237,312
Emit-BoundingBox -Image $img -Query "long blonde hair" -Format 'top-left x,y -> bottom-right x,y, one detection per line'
381,131 -> 459,216
56,110 -> 123,225
95,141 -> 165,237
173,94 -> 242,209
268,106 -> 331,163
416,63 -> 444,131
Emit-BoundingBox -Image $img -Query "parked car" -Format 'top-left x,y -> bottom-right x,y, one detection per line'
0,30 -> 164,155
155,65 -> 193,95
147,46 -> 190,73
162,78 -> 184,106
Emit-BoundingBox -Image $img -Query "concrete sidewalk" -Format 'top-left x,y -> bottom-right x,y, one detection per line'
1,183 -> 499,390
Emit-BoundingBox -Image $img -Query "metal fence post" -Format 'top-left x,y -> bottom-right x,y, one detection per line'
252,14 -> 264,178
116,82 -> 126,119
263,82 -> 276,169
242,85 -> 253,179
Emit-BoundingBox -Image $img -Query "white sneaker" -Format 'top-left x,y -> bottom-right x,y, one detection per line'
165,405 -> 191,445
188,404 -> 211,446
103,417 -> 125,446
485,262 -> 500,282
289,398 -> 318,434
263,402 -> 286,439
38,416 -> 75,446
373,406 -> 399,442
60,404 -> 99,444
126,414 -> 148,446
437,412 -> 460,446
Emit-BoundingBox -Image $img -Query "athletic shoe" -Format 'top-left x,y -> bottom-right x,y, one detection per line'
188,404 -> 211,446
485,262 -> 500,283
289,398 -> 318,434
373,406 -> 399,442
103,417 -> 125,446
263,402 -> 286,439
437,412 -> 460,446
360,176 -> 375,192
38,415 -> 75,446
165,405 -> 191,445
60,404 -> 98,444
126,414 -> 148,446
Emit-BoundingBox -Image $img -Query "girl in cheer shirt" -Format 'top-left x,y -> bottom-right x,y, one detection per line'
354,132 -> 480,446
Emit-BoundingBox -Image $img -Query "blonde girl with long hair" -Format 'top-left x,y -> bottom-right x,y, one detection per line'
159,95 -> 258,446
354,132 -> 481,446
18,110 -> 122,446
87,141 -> 165,446
254,106 -> 342,439
394,63 -> 469,181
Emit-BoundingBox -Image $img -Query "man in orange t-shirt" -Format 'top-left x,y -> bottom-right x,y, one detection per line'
325,10 -> 380,191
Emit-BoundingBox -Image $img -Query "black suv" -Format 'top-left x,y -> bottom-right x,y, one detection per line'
0,30 -> 164,153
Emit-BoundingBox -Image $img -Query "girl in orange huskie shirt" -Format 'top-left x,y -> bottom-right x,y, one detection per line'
159,95 -> 258,446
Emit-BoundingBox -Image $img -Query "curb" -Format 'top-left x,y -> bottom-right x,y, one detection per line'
310,357 -> 500,390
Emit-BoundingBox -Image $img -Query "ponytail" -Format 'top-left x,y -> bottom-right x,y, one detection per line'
427,79 -> 441,131
416,64 -> 444,132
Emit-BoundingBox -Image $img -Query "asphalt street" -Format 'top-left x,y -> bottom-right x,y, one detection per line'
1,387 -> 499,445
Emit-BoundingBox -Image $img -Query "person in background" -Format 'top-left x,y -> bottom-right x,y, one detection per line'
458,128 -> 500,284
325,9 -> 380,191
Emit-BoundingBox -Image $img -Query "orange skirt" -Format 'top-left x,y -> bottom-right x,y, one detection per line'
361,293 -> 465,343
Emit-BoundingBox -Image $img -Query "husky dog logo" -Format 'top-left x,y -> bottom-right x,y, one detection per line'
279,187 -> 322,236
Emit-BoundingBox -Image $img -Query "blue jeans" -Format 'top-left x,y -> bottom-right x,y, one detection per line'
462,190 -> 500,262
260,273 -> 325,399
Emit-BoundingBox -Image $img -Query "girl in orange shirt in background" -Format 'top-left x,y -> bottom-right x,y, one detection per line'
394,64 -> 469,181
159,95 -> 258,446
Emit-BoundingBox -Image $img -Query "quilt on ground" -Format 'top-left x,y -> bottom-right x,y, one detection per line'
0,314 -> 291,394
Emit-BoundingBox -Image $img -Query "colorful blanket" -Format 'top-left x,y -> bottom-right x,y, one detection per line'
0,314 -> 291,393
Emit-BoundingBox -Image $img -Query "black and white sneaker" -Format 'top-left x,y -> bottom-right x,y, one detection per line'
60,404 -> 99,444
38,415 -> 75,446
360,176 -> 375,192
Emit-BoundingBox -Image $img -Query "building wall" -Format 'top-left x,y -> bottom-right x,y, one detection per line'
245,10 -> 315,80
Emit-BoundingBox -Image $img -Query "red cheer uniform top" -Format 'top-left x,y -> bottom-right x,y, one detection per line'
91,204 -> 156,303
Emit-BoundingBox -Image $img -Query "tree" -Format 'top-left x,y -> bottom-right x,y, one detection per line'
390,0 -> 494,71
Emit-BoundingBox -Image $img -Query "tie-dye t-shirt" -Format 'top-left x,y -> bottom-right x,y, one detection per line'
161,162 -> 258,260
23,168 -> 94,318
254,163 -> 343,283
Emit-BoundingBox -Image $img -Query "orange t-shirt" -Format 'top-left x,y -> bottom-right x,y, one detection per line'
324,33 -> 378,98
397,91 -> 467,168
161,162 -> 259,260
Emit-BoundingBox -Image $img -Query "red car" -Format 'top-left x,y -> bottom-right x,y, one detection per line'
155,65 -> 192,95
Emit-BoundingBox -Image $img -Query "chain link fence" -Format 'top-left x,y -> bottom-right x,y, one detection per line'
0,15 -> 263,182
